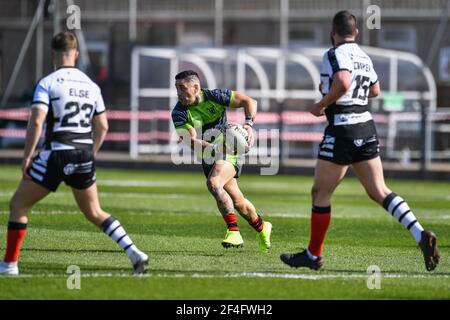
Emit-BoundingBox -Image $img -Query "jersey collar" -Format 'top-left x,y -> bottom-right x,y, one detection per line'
56,66 -> 77,70
198,90 -> 205,104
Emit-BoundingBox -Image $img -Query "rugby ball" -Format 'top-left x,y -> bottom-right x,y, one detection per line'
225,123 -> 249,154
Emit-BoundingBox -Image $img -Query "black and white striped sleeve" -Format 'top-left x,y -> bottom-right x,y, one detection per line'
31,78 -> 50,112
327,48 -> 353,76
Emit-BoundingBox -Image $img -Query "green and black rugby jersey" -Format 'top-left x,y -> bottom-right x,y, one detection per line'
171,88 -> 235,143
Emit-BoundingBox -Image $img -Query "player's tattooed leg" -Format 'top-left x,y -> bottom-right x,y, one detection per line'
207,182 -> 235,215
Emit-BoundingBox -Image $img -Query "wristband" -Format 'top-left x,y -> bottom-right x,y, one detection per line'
245,116 -> 254,128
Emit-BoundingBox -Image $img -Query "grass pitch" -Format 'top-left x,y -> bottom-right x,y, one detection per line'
0,164 -> 448,299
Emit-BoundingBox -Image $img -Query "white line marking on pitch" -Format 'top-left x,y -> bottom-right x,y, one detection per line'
98,180 -> 201,187
0,191 -> 189,199
268,213 -> 450,219
1,211 -> 449,220
98,180 -> 303,189
6,272 -> 450,280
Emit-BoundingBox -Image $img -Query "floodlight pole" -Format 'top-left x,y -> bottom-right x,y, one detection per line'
53,0 -> 61,34
280,0 -> 289,49
129,0 -> 137,42
215,0 -> 223,47
1,0 -> 45,106
36,1 -> 44,83
361,0 -> 371,46
66,0 -> 91,71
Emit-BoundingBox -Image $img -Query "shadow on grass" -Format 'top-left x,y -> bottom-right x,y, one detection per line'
21,262 -> 128,274
147,250 -> 227,257
21,247 -> 121,254
18,247 -> 248,258
147,249 -> 252,257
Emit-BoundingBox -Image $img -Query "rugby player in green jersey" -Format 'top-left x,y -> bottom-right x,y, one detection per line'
171,70 -> 272,252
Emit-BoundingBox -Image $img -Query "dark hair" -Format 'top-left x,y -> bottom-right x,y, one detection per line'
175,70 -> 200,81
332,10 -> 357,37
51,31 -> 78,52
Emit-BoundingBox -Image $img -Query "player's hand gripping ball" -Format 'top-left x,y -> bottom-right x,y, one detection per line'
225,123 -> 250,155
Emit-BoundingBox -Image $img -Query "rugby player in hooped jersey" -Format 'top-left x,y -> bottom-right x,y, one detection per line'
280,11 -> 439,272
0,32 -> 149,275
172,70 -> 272,252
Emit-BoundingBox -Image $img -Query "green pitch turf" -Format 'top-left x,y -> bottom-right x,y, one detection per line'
0,164 -> 448,299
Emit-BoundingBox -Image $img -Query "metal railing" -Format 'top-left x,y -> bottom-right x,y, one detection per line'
130,46 -> 438,166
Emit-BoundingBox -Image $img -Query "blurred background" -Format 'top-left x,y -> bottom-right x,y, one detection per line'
1,0 -> 449,177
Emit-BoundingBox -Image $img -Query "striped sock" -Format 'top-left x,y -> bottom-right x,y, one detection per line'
223,213 -> 239,231
101,217 -> 138,258
383,193 -> 424,243
308,206 -> 331,257
249,215 -> 264,233
3,222 -> 27,263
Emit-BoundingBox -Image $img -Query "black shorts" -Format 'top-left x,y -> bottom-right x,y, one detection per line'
202,153 -> 243,179
28,149 -> 96,192
317,134 -> 380,165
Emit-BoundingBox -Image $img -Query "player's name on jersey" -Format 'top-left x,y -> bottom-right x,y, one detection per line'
69,88 -> 90,98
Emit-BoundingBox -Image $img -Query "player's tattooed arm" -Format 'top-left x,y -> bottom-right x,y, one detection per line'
310,70 -> 351,117
230,91 -> 257,118
179,127 -> 216,152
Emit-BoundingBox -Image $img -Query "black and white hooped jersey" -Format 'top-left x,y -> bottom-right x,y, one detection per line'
320,41 -> 378,138
32,67 -> 106,151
